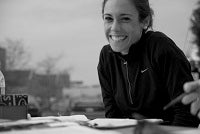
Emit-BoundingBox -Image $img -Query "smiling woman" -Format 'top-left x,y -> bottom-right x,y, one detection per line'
0,0 -> 198,120
102,0 -> 150,55
97,0 -> 200,127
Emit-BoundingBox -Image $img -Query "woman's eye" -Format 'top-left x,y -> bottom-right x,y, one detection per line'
121,17 -> 131,22
104,17 -> 113,22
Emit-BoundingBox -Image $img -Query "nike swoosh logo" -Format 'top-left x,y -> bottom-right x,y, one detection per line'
141,68 -> 148,73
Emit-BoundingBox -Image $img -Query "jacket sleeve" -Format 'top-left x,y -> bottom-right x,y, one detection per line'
97,49 -> 123,118
155,37 -> 200,127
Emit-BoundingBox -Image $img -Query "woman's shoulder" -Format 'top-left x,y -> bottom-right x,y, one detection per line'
101,44 -> 110,51
145,30 -> 186,59
146,30 -> 171,41
146,31 -> 177,49
98,45 -> 113,69
99,45 -> 112,60
100,44 -> 113,55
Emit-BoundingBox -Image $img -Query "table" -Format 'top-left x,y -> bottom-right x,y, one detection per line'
0,115 -> 199,134
1,124 -> 200,134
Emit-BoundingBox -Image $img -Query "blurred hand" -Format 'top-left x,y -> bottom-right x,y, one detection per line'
182,80 -> 200,118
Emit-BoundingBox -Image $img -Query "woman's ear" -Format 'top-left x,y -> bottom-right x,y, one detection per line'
142,16 -> 150,30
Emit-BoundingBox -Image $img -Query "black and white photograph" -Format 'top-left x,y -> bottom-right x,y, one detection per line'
0,0 -> 200,133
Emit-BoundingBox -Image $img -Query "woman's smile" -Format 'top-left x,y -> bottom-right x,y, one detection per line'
109,35 -> 128,42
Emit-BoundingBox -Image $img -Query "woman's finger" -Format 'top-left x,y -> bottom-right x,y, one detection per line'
182,93 -> 199,104
191,97 -> 200,115
183,80 -> 200,93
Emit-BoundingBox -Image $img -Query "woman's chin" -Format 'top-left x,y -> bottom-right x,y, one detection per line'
111,47 -> 129,55
111,47 -> 121,53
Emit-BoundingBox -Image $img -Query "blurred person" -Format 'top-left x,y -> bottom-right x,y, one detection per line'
97,0 -> 200,127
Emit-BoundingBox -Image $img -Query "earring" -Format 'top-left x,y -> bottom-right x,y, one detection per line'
144,25 -> 148,30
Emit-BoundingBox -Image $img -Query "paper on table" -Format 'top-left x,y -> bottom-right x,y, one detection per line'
31,115 -> 89,122
88,118 -> 164,129
0,119 -> 53,128
142,119 -> 163,123
88,118 -> 137,129
0,115 -> 89,131
0,125 -> 120,134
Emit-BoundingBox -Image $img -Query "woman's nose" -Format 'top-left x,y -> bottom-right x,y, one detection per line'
111,20 -> 121,31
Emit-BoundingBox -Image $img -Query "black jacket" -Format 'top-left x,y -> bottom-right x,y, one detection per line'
97,31 -> 199,127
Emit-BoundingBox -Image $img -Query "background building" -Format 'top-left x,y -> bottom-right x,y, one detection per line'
0,47 -> 6,72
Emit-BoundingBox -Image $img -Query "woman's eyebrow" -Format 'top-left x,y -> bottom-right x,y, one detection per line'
120,14 -> 132,17
103,13 -> 111,16
103,13 -> 133,19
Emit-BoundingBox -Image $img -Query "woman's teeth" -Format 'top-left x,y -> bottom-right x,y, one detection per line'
110,35 -> 127,41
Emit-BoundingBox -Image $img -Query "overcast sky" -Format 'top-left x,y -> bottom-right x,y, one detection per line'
0,0 -> 198,85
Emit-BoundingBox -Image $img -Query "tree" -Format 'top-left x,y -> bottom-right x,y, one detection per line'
191,0 -> 200,56
0,38 -> 30,70
30,55 -> 72,99
37,53 -> 73,75
37,55 -> 63,75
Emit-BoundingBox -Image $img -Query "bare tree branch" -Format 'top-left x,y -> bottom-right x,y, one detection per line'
0,38 -> 30,70
37,55 -> 63,75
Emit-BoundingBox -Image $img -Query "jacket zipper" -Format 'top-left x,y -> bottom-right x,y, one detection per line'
124,61 -> 133,104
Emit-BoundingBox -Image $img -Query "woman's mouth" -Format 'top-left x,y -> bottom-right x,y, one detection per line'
109,35 -> 127,42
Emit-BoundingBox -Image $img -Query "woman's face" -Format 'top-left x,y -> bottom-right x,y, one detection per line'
103,0 -> 145,55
